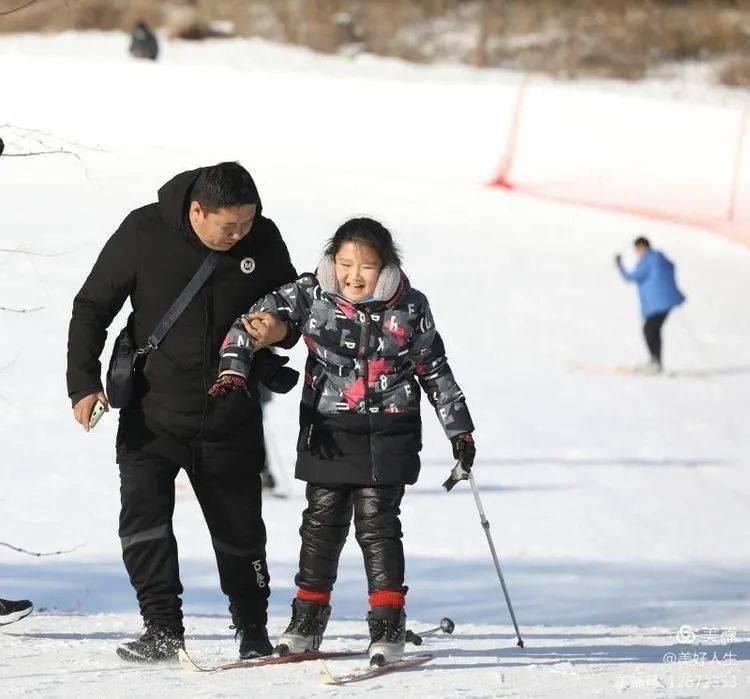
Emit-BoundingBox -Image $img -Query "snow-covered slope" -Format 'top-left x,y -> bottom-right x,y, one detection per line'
1,32 -> 748,697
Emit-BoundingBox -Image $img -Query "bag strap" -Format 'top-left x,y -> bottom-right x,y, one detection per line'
141,252 -> 219,353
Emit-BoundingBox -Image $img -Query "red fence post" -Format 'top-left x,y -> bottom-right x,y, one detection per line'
727,105 -> 749,223
490,76 -> 529,189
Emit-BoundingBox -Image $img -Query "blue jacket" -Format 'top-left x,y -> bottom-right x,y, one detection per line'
618,250 -> 686,318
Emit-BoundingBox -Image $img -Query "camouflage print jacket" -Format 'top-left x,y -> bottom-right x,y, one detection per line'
218,258 -> 474,485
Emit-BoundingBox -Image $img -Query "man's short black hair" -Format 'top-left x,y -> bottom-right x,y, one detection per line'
634,236 -> 651,248
191,162 -> 260,212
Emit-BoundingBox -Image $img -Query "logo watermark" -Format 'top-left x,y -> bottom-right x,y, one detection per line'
615,624 -> 741,692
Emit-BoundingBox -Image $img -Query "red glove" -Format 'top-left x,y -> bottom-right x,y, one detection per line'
208,374 -> 247,399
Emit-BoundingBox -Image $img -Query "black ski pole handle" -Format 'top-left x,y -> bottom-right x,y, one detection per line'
443,462 -> 470,491
443,474 -> 459,491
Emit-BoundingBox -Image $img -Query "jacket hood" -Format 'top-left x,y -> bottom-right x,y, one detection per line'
157,167 -> 263,230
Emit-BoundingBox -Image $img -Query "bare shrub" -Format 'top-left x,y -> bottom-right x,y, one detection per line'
720,55 -> 750,86
1,0 -> 750,85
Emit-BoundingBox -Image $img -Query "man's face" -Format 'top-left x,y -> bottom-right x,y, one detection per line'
634,243 -> 648,258
189,202 -> 257,251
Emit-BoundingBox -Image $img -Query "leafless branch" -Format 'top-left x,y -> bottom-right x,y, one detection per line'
0,540 -> 85,557
0,246 -> 79,257
2,148 -> 87,170
0,0 -> 42,17
0,124 -> 103,178
0,305 -> 44,313
0,123 -> 106,153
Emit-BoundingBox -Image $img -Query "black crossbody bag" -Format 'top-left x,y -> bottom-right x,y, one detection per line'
106,253 -> 218,409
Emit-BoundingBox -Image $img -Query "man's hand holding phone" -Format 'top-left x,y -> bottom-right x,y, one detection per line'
73,391 -> 109,432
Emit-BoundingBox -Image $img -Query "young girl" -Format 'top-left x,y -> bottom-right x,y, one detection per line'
210,217 -> 476,664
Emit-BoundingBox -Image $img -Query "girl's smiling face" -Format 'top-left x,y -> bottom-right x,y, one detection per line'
334,241 -> 383,302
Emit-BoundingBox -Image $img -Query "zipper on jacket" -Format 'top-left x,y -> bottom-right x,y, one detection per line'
358,309 -> 377,483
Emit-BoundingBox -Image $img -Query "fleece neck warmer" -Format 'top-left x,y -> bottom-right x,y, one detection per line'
316,255 -> 402,304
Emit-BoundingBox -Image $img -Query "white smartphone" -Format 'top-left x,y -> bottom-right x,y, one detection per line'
89,399 -> 107,429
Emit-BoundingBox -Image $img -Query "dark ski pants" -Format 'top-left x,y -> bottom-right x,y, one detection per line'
295,483 -> 406,595
643,311 -> 669,363
117,444 -> 270,632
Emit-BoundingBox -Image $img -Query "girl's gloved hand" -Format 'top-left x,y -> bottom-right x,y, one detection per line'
443,433 -> 476,492
208,374 -> 247,399
451,432 -> 476,469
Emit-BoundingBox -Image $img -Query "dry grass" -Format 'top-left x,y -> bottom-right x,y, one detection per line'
2,0 -> 750,85
720,55 -> 750,86
0,0 -> 164,33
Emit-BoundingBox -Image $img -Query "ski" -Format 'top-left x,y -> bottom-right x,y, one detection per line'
178,647 -> 364,673
317,653 -> 433,685
568,362 -> 701,379
569,362 -> 642,375
177,617 -> 452,673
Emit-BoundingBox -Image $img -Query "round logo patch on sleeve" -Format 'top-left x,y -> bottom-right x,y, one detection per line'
240,257 -> 256,274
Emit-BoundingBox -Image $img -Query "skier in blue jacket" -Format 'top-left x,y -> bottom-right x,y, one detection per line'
616,237 -> 685,374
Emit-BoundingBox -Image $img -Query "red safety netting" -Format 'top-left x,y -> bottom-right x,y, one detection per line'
490,81 -> 750,247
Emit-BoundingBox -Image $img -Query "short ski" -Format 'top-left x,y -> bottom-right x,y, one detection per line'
317,654 -> 433,685
178,648 -> 364,673
569,362 -> 643,375
569,362 -> 697,379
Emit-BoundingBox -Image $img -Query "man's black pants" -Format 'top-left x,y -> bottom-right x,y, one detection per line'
295,483 -> 406,594
643,311 -> 669,363
117,443 -> 270,632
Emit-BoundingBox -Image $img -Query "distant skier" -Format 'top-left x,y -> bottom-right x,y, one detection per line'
129,21 -> 159,61
616,236 -> 685,374
0,598 -> 33,626
210,217 -> 476,665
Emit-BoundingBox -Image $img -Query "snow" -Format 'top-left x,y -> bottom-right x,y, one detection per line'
1,31 -> 749,697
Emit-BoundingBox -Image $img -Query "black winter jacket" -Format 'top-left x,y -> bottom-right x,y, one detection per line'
66,168 -> 297,466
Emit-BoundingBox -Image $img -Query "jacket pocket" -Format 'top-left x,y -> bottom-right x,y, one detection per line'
297,372 -> 327,453
297,423 -> 314,453
297,402 -> 315,453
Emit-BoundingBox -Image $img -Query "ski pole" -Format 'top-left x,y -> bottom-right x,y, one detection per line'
674,308 -> 712,364
444,463 -> 524,647
468,471 -> 524,647
420,617 -> 455,637
405,617 -> 455,645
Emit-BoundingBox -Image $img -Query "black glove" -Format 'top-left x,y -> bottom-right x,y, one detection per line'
443,433 -> 476,492
249,349 -> 300,394
451,432 -> 476,469
615,253 -> 622,266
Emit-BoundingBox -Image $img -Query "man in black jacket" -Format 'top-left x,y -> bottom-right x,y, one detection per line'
67,162 -> 296,662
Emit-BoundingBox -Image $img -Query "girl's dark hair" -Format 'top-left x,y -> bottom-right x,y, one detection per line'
191,161 -> 260,212
325,217 -> 402,267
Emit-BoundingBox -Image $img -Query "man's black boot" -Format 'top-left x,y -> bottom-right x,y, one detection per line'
233,623 -> 273,659
230,599 -> 273,659
116,621 -> 184,663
